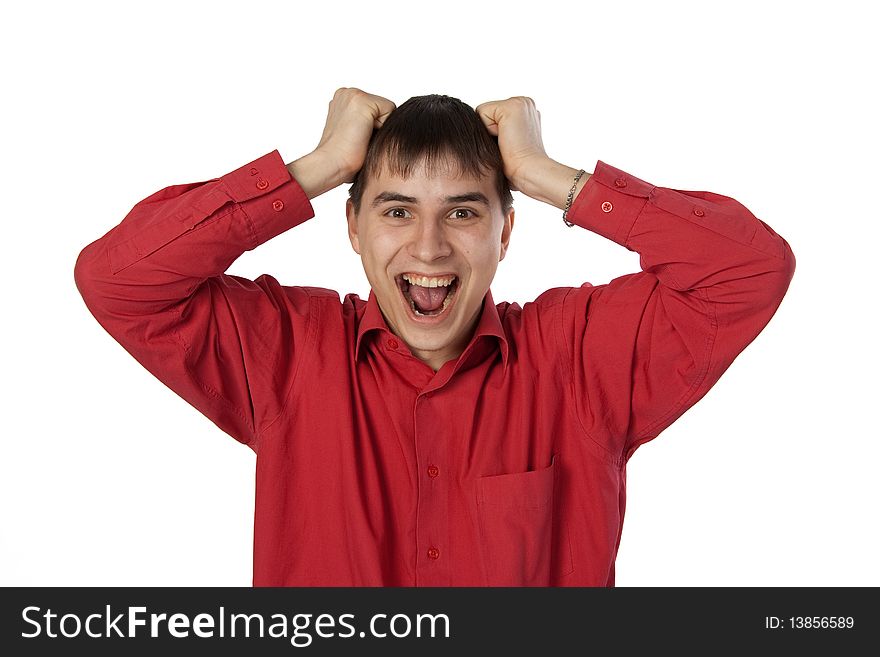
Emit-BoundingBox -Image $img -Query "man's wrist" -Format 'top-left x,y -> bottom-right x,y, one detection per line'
518,157 -> 591,211
285,149 -> 347,200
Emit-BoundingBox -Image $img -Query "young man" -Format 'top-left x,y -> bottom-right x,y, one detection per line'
74,88 -> 795,586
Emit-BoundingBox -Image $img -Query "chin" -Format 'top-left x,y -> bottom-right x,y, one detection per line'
403,328 -> 456,350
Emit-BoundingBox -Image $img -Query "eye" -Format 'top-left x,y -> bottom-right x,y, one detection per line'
451,208 -> 477,220
384,207 -> 412,219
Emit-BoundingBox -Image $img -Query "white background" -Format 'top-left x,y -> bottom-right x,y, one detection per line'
2,0 -> 877,586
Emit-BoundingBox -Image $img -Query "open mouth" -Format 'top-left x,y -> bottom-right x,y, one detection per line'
396,273 -> 459,318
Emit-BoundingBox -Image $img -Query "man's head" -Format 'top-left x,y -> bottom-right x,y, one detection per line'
345,94 -> 515,371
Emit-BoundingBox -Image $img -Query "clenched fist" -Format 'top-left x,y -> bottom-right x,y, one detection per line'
476,96 -> 590,209
287,87 -> 395,199
474,96 -> 550,193
314,87 -> 397,184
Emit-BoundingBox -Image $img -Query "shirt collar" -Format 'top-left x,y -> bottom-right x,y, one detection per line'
355,288 -> 509,371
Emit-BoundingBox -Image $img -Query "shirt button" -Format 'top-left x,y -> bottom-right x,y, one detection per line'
693,207 -> 706,217
427,547 -> 440,560
614,177 -> 627,188
272,200 -> 284,212
386,338 -> 399,349
427,465 -> 439,478
249,167 -> 259,176
601,201 -> 613,212
256,178 -> 269,190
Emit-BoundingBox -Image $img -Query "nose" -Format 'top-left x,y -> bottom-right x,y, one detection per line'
408,217 -> 452,262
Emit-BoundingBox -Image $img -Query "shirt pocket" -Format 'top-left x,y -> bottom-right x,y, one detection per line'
475,453 -> 573,586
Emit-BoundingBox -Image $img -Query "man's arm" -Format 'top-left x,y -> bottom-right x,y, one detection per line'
286,148 -> 348,200
515,157 -> 591,210
74,150 -> 318,451
74,87 -> 396,452
546,159 -> 795,462
477,96 -> 795,463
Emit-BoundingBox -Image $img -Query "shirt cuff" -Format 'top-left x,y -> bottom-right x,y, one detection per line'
220,149 -> 316,249
565,160 -> 655,247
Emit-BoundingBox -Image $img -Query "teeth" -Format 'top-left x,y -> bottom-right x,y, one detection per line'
402,273 -> 456,288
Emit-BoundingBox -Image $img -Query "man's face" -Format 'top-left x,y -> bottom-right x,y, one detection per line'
346,158 -> 514,370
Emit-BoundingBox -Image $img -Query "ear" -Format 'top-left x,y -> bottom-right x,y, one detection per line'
346,198 -> 361,255
498,206 -> 515,262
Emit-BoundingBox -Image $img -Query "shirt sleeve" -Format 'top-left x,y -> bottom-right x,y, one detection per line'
74,150 -> 316,452
558,160 -> 796,463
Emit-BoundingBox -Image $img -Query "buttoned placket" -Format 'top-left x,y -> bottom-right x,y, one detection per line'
379,332 -> 498,585
412,385 -> 452,585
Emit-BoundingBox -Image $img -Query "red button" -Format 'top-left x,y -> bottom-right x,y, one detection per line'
387,339 -> 399,349
427,465 -> 439,478
256,179 -> 269,190
693,207 -> 705,217
427,547 -> 440,560
614,177 -> 627,188
601,201 -> 613,213
249,167 -> 259,176
272,200 -> 284,211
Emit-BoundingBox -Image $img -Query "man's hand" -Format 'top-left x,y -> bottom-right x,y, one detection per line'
476,96 -> 590,210
474,96 -> 550,193
315,87 -> 397,183
287,87 -> 396,199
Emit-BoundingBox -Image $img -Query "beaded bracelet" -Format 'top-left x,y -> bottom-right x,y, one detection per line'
562,169 -> 587,227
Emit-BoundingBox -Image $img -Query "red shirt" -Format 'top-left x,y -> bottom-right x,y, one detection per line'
75,150 -> 795,586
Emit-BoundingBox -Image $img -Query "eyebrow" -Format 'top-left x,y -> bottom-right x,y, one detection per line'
370,191 -> 491,209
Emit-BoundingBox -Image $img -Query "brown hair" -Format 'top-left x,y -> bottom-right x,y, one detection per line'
347,94 -> 514,215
